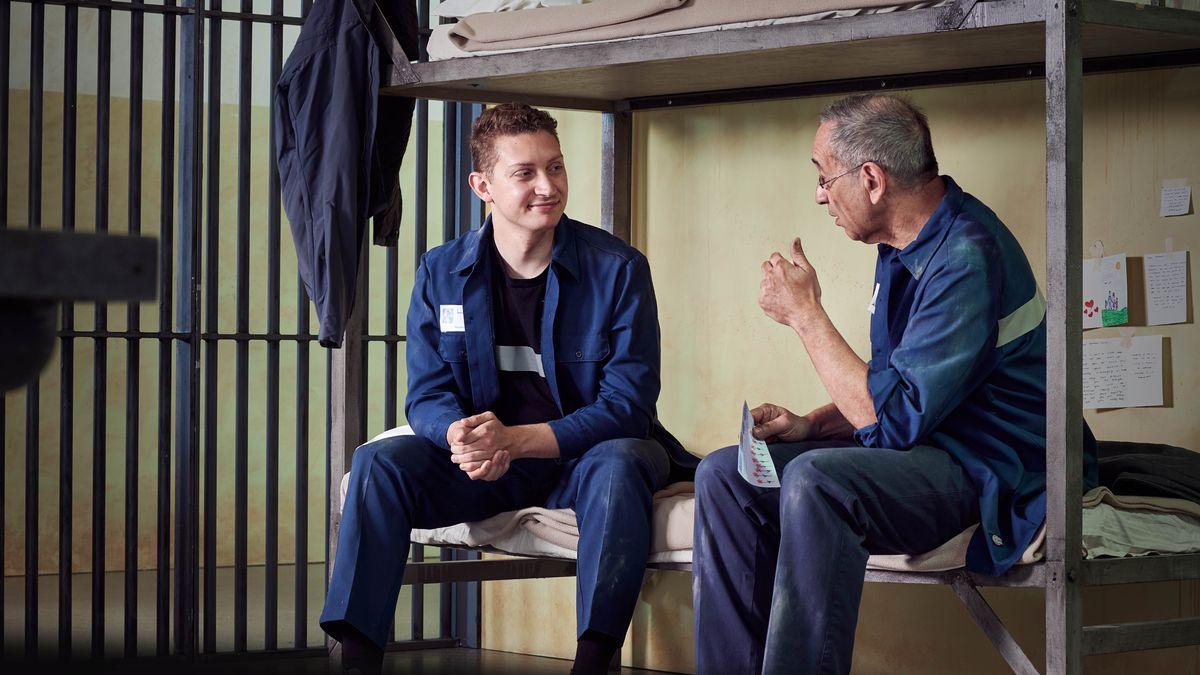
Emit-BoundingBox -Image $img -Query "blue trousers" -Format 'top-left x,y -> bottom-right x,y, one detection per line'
693,442 -> 980,675
320,434 -> 670,648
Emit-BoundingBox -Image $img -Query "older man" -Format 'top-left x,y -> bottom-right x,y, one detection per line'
691,94 -> 1097,675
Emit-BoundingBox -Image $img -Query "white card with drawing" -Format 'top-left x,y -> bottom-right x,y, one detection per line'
738,402 -> 780,488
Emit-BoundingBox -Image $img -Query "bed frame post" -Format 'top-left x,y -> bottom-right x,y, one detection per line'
327,235 -> 370,653
601,110 -> 633,243
1044,0 -> 1084,673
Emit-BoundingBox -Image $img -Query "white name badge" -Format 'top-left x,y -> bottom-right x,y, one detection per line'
439,304 -> 465,332
867,282 -> 880,315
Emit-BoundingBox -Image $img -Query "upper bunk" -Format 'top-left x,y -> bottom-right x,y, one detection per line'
379,0 -> 1200,111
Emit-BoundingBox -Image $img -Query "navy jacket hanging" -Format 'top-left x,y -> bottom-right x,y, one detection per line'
274,0 -> 416,348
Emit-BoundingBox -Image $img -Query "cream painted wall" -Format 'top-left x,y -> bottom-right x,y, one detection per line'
481,69 -> 1200,673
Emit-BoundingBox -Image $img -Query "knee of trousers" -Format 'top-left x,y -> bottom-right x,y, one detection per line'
694,446 -> 739,501
349,435 -> 433,506
779,450 -> 859,517
579,437 -> 665,483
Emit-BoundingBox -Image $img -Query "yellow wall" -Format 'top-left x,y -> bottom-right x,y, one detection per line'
481,69 -> 1200,673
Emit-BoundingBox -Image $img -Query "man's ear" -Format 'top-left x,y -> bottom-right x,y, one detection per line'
862,162 -> 887,205
468,171 -> 492,203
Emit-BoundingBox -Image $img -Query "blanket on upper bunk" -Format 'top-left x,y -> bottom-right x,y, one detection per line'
448,0 -> 905,51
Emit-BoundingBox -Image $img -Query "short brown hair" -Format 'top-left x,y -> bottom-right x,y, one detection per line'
469,103 -> 559,174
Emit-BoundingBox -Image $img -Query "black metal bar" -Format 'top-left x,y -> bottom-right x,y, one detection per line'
201,0 -> 222,655
19,0 -> 307,25
124,6 -> 145,659
0,0 -> 6,593
409,93 -> 430,646
264,0 -> 282,651
234,0 -> 252,651
442,102 -> 458,243
157,1 -> 178,657
325,349 -> 332,596
59,3 -> 79,659
295,281 -> 311,650
93,6 -> 113,659
176,0 -> 204,658
25,2 -> 45,661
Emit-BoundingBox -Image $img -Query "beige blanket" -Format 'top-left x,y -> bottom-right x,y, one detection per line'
449,0 -> 905,51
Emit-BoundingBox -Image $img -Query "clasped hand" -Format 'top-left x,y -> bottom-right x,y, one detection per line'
759,236 -> 822,329
447,411 -> 514,481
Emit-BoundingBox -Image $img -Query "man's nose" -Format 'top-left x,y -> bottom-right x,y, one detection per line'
815,184 -> 828,205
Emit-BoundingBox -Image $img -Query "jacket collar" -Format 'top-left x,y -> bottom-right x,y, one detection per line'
886,175 -> 964,281
450,215 -> 580,281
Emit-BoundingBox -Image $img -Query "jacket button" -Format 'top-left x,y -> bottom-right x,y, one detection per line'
575,350 -> 583,358
991,534 -> 1004,546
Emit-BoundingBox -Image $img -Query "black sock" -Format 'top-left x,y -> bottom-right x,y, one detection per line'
570,630 -> 621,675
338,623 -> 384,675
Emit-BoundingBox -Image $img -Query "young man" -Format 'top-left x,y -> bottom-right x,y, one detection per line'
691,94 -> 1098,675
320,103 -> 696,674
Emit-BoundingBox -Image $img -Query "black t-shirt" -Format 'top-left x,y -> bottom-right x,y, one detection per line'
490,241 -> 562,427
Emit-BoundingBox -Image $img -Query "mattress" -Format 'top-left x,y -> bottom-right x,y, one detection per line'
427,0 -> 948,61
345,426 -> 1200,572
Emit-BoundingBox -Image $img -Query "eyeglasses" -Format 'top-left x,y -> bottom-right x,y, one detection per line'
817,162 -> 867,191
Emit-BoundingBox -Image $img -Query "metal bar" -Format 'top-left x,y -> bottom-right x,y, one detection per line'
233,0 -> 252,651
265,0 -> 282,651
384,247 -> 397,647
294,293 -> 311,650
124,5 -> 145,660
409,95 -> 430,641
201,0 -> 222,654
24,2 -> 45,660
327,235 -> 369,650
1044,0 -> 1084,673
175,0 -> 204,658
440,548 -> 452,638
157,2 -> 179,657
401,556 -> 580,586
442,102 -> 458,243
17,0 -> 307,25
1081,617 -> 1200,656
600,111 -> 632,242
0,0 -> 8,640
453,550 -> 481,648
459,105 -> 483,234
949,572 -> 1040,675
59,2 -> 79,659
92,6 -> 114,658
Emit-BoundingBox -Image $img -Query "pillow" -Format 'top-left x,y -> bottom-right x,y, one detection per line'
433,0 -> 591,20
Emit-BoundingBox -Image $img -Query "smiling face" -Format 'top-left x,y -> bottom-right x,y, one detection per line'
811,122 -> 879,244
469,131 -> 568,238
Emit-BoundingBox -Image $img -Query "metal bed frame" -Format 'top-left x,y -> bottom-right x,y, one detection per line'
326,1 -> 1200,672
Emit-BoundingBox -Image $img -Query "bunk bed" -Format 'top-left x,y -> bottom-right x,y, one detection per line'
325,0 -> 1200,672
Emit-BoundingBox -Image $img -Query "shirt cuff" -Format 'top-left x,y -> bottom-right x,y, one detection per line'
546,417 -> 589,460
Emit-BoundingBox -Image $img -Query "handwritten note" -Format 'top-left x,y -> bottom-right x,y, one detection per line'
738,402 -> 780,488
1082,335 -> 1163,409
1160,184 -> 1191,217
1145,250 -> 1189,326
1082,254 -> 1129,329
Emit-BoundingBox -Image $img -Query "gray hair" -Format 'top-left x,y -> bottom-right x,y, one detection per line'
818,94 -> 938,188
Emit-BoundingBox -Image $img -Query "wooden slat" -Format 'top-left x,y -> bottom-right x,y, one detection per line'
1082,553 -> 1200,586
950,572 -> 1041,675
1082,618 -> 1200,655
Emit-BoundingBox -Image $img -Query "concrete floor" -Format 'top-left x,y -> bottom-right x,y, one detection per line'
2,647 -> 677,675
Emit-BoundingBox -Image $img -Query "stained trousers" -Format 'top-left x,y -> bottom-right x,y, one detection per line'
320,433 -> 670,648
693,442 -> 980,675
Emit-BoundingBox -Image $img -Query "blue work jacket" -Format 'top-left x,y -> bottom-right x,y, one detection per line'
405,216 -> 697,477
855,177 -> 1098,575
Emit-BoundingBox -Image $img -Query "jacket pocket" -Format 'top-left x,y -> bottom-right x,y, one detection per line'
556,332 -> 610,363
438,333 -> 468,363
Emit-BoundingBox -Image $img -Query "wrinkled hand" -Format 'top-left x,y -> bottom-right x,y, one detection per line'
759,237 -> 823,329
449,411 -> 514,481
751,403 -> 813,443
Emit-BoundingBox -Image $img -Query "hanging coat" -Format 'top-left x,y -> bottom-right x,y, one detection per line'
274,0 -> 417,348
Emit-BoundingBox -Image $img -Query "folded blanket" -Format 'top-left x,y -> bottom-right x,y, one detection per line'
449,0 -> 905,51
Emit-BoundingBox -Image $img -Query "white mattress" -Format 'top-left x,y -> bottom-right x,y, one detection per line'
346,426 -> 1200,573
426,1 -> 948,61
